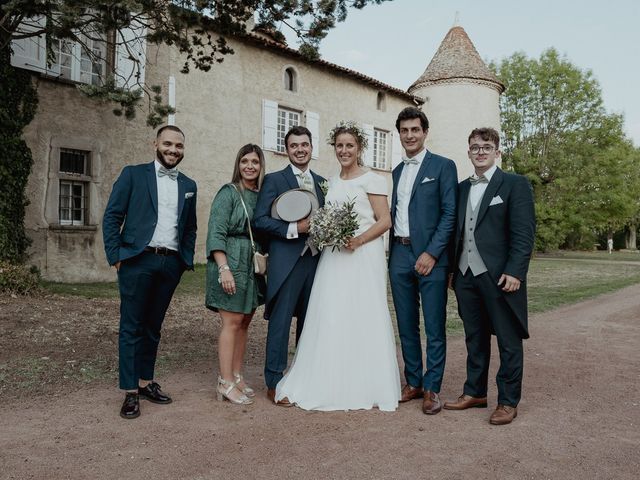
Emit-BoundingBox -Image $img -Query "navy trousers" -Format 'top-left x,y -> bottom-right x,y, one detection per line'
454,270 -> 524,407
389,242 -> 448,392
264,251 -> 318,389
117,251 -> 184,390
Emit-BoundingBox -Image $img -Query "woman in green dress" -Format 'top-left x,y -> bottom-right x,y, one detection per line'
206,144 -> 266,405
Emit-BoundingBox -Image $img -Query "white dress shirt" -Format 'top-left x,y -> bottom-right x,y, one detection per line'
286,164 -> 314,239
393,148 -> 426,237
149,160 -> 179,250
469,164 -> 497,210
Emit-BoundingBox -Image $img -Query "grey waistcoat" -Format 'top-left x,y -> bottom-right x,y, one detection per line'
458,195 -> 488,276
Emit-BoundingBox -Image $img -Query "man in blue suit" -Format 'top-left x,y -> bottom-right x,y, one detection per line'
389,107 -> 458,415
253,126 -> 325,405
103,125 -> 197,419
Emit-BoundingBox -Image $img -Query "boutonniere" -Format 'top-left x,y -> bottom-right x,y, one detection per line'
319,180 -> 329,196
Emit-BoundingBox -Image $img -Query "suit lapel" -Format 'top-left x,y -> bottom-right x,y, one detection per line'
283,165 -> 299,190
310,170 -> 325,205
146,162 -> 158,214
458,180 -> 471,232
410,150 -> 431,199
476,168 -> 503,226
391,163 -> 403,213
177,174 -> 186,221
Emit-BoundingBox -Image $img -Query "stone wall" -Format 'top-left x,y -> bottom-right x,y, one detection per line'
21,38 -> 411,281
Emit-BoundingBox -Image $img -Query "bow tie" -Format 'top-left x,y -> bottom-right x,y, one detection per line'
403,157 -> 420,165
469,174 -> 489,186
158,166 -> 178,180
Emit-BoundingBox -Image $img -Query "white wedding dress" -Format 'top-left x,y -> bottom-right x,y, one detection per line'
276,171 -> 401,411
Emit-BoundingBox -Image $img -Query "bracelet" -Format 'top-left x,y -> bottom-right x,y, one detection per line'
218,264 -> 230,272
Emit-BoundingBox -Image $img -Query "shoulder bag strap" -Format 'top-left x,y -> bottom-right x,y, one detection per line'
229,183 -> 257,254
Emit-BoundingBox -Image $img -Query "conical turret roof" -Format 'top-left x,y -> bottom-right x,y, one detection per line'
409,26 -> 504,93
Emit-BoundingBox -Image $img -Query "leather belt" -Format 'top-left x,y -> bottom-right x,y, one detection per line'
394,236 -> 411,245
144,246 -> 178,256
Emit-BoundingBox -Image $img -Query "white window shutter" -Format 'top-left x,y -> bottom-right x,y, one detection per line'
391,131 -> 403,169
10,16 -> 46,73
262,99 -> 278,152
115,23 -> 147,89
306,111 -> 320,159
362,123 -> 374,167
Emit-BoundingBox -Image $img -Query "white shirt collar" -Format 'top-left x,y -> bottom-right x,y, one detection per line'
290,164 -> 310,176
154,159 -> 178,173
472,163 -> 498,183
402,148 -> 427,164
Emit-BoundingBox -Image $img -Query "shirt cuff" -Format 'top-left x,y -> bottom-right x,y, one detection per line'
287,222 -> 299,239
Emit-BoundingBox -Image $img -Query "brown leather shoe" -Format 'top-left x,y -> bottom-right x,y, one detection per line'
267,388 -> 293,407
443,394 -> 488,410
489,405 -> 517,425
422,390 -> 442,415
399,384 -> 424,403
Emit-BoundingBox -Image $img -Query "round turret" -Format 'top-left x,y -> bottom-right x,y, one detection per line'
408,25 -> 504,179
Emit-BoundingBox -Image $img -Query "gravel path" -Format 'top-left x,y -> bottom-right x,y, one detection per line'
1,284 -> 639,480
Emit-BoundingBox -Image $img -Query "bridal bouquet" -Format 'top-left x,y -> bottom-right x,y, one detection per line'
309,200 -> 359,252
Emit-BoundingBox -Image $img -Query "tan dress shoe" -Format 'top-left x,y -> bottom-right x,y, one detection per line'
489,405 -> 517,425
267,388 -> 294,407
422,390 -> 442,415
399,384 -> 424,403
443,394 -> 488,410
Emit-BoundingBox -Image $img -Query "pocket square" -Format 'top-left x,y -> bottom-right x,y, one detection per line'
421,177 -> 436,184
489,195 -> 503,206
185,192 -> 195,199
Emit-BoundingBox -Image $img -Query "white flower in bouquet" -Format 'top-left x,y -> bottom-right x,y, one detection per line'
309,199 -> 359,252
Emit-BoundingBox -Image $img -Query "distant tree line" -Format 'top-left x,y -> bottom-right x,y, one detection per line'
492,49 -> 640,251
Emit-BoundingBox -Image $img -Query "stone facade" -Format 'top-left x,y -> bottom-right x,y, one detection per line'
409,26 -> 504,180
18,35 -> 415,281
16,24 -> 500,282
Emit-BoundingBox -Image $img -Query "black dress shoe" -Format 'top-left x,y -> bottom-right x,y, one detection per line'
120,393 -> 140,419
138,382 -> 173,404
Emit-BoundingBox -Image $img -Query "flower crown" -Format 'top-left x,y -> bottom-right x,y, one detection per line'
327,120 -> 369,151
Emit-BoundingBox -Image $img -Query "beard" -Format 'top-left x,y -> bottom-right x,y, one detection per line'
156,149 -> 184,169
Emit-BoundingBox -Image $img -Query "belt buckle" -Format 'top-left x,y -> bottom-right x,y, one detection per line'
397,236 -> 410,245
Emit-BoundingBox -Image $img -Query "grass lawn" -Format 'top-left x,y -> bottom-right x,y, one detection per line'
4,252 -> 639,399
41,252 -> 640,333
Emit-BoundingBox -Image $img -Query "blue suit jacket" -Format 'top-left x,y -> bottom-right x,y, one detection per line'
102,161 -> 198,268
253,165 -> 325,313
390,150 -> 458,270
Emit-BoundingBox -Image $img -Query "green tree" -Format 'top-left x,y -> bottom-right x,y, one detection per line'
0,0 -> 389,263
493,48 -> 640,250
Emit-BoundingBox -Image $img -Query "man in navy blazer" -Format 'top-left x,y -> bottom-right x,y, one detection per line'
103,125 -> 197,419
253,126 -> 325,405
444,127 -> 535,425
389,107 -> 458,415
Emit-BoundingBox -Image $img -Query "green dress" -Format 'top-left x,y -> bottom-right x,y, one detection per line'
205,184 -> 265,313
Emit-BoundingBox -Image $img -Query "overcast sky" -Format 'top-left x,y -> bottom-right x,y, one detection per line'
287,0 -> 640,146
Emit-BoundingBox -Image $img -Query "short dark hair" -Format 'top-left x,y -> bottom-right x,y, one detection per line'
395,107 -> 429,132
284,125 -> 313,148
468,127 -> 500,149
157,125 -> 185,139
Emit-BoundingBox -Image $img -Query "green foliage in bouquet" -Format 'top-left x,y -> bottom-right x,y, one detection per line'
309,200 -> 359,252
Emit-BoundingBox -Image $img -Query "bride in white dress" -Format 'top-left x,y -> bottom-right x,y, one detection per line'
275,122 -> 401,411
